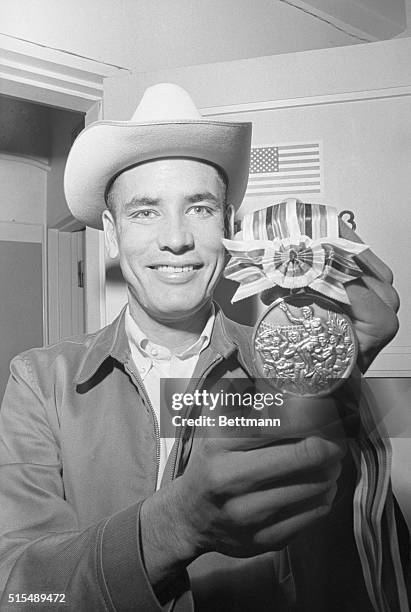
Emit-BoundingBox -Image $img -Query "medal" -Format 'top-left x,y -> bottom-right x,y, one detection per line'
223,198 -> 368,397
252,293 -> 357,397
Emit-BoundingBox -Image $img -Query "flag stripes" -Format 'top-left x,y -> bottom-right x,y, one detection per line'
247,143 -> 321,197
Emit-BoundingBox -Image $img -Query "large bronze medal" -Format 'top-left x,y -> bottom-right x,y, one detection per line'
252,293 -> 357,396
223,198 -> 367,397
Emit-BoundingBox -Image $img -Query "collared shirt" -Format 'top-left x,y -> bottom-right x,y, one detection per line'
125,305 -> 215,489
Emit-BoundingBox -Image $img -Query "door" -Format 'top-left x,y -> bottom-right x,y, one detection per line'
0,224 -> 44,401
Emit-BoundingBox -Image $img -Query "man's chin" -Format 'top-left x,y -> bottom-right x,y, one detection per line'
147,300 -> 212,324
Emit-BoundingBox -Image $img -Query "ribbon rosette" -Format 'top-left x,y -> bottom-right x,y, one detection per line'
222,200 -> 368,304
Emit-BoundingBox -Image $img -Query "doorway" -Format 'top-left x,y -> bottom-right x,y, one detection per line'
0,94 -> 85,401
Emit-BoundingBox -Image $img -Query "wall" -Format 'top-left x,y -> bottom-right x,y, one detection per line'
0,96 -> 50,162
0,97 -> 83,229
103,37 -> 411,118
0,95 -> 50,228
0,157 -> 47,224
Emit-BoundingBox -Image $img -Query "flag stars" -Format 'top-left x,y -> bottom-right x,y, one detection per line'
250,146 -> 279,174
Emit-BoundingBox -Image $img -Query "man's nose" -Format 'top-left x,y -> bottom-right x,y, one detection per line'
157,216 -> 194,253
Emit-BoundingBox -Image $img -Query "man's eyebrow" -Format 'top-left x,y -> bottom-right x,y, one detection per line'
123,196 -> 160,209
186,192 -> 222,206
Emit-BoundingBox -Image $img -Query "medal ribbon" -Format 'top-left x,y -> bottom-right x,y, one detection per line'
223,199 -> 368,304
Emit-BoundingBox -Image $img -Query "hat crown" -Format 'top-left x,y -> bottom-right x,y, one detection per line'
131,83 -> 202,122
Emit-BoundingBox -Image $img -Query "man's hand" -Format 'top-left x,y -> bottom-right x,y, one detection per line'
338,219 -> 399,372
140,415 -> 345,601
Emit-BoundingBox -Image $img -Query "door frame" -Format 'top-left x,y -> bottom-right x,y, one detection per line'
0,33 -> 128,336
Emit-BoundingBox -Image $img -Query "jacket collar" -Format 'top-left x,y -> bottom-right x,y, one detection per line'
74,303 -> 252,385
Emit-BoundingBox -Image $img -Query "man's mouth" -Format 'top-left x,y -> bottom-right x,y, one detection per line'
148,263 -> 203,282
150,264 -> 202,272
154,265 -> 196,273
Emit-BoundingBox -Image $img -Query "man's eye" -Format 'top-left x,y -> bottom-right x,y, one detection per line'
187,205 -> 213,217
131,210 -> 158,219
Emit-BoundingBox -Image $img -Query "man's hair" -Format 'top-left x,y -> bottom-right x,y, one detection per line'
105,184 -> 120,218
105,158 -> 228,221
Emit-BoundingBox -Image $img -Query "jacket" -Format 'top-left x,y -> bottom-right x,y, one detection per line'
0,305 -> 396,611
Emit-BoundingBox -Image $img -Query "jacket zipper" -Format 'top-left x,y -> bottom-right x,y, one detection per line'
125,362 -> 161,489
170,354 -> 223,480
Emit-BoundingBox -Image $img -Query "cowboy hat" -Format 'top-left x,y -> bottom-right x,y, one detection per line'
64,83 -> 252,230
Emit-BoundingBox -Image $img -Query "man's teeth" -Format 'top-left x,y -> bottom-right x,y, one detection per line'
155,265 -> 194,272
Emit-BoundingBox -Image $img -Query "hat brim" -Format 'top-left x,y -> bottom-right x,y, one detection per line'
64,120 -> 252,230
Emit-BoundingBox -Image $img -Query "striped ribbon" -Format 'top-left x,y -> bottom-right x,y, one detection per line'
223,199 -> 409,611
223,199 -> 368,304
350,382 -> 410,612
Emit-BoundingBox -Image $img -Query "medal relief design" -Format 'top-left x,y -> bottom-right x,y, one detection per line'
253,295 -> 357,397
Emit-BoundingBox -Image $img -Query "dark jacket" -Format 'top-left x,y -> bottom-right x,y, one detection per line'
0,306 -> 400,611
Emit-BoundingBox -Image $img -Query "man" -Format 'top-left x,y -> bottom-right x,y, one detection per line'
0,84 -> 407,611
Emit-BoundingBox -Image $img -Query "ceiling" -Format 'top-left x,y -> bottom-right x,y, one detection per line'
0,0 -> 409,74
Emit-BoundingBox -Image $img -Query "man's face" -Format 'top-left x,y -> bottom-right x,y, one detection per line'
103,158 -> 227,323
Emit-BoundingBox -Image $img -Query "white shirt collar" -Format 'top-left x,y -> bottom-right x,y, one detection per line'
125,303 -> 215,367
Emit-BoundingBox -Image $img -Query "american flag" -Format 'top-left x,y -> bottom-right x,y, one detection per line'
246,143 -> 322,198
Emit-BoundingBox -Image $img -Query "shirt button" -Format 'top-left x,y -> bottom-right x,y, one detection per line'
151,348 -> 158,357
141,367 -> 146,373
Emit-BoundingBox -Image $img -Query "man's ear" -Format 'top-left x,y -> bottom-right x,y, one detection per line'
102,209 -> 119,259
224,205 -> 235,239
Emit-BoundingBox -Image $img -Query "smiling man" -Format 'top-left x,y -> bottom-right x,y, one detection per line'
0,84 -> 408,611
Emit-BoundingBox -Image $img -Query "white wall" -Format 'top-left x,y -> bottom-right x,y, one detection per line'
104,37 -> 411,118
0,157 -> 47,224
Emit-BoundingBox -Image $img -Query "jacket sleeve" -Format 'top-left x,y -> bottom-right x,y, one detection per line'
0,356 -> 192,612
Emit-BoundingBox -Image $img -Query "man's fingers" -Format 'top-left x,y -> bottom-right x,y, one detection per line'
355,273 -> 400,313
251,498 -> 334,552
217,437 -> 344,493
225,478 -> 339,529
338,219 -> 394,284
201,397 -> 347,452
344,278 -> 399,340
355,248 -> 394,285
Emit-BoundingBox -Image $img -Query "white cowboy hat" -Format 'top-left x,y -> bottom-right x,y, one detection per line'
64,83 -> 252,229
